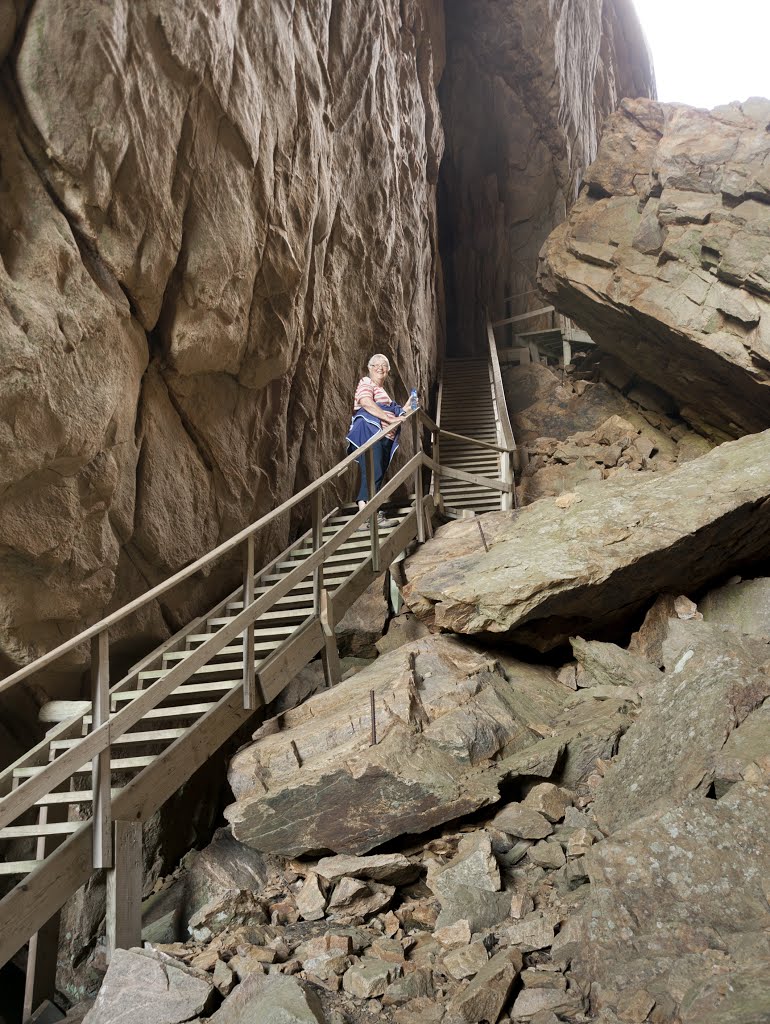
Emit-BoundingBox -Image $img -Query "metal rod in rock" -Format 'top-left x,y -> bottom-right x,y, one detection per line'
476,520 -> 489,552
370,689 -> 377,746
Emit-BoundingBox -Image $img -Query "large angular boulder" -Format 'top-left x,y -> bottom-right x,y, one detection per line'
82,948 -> 214,1024
403,429 -> 770,651
142,827 -> 282,944
208,973 -> 326,1024
223,635 -> 618,857
571,783 -> 770,1014
538,97 -> 770,440
224,638 -> 539,857
592,619 -> 770,832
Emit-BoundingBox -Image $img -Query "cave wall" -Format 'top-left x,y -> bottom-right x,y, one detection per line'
439,0 -> 655,354
0,0 -> 445,727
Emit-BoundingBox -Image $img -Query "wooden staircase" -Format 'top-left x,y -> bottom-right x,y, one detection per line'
435,321 -> 518,516
438,359 -> 508,515
0,340 -> 518,1022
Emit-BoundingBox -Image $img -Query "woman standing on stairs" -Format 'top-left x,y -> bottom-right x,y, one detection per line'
346,353 -> 405,526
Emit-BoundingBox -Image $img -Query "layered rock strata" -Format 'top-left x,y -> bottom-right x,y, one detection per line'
539,97 -> 770,439
224,635 -> 630,857
403,428 -> 770,650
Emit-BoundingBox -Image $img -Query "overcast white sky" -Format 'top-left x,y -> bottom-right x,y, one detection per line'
632,0 -> 770,109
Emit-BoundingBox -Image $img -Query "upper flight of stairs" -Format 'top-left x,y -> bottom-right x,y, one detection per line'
438,358 -> 511,515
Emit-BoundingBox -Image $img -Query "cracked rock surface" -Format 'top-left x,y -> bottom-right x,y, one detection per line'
538,97 -> 770,440
403,428 -> 770,650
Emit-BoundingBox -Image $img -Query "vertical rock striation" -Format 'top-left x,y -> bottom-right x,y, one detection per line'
0,1 -> 444,703
439,0 -> 654,352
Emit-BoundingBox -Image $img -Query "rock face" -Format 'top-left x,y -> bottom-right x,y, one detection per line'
82,948 -> 214,1024
592,618 -> 770,832
506,360 -> 712,504
699,575 -> 770,640
0,0 -> 444,693
439,0 -> 654,351
574,783 -> 770,1010
224,634 -> 628,856
539,97 -> 770,439
404,429 -> 770,650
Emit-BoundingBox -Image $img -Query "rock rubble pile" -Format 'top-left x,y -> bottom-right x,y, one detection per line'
76,577 -> 770,1024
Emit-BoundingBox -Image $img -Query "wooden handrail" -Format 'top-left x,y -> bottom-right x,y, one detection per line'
486,318 -> 516,452
417,409 -> 514,455
421,454 -> 511,494
0,455 -> 423,832
0,408 -> 421,696
491,305 -> 554,328
486,315 -> 518,511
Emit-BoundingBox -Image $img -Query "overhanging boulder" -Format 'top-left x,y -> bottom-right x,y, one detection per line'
538,97 -> 770,440
403,429 -> 770,651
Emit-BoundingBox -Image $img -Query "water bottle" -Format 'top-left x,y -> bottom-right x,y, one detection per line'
409,388 -> 419,410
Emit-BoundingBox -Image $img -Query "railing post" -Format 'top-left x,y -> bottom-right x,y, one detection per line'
311,489 -> 324,614
501,450 -> 513,512
412,416 -> 426,543
106,818 -> 142,957
365,446 -> 380,571
23,800 -> 67,1018
91,629 -> 112,870
432,429 -> 443,513
242,533 -> 257,710
312,489 -> 340,687
319,588 -> 341,688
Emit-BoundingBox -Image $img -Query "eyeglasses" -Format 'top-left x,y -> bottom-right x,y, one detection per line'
370,364 -> 389,372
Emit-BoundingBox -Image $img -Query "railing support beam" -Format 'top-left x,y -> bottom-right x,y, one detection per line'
242,534 -> 258,710
311,490 -> 324,614
22,800 -> 68,1020
432,430 -> 442,513
412,419 -> 426,543
365,446 -> 380,572
106,819 -> 142,957
319,589 -> 341,688
91,630 -> 112,870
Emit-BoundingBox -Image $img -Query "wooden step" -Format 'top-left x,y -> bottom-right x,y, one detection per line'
169,639 -> 277,660
113,679 -> 240,705
138,659 -> 265,684
441,465 -> 500,476
227,591 -> 318,612
14,756 -> 155,779
442,490 -> 498,501
35,789 -> 121,806
0,822 -> 82,840
0,861 -> 42,876
84,703 -> 213,727
441,457 -> 500,468
50,728 -> 185,752
447,500 -> 501,512
205,617 -> 301,635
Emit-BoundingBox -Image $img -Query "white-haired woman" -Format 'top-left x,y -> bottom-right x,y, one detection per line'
346,354 -> 404,524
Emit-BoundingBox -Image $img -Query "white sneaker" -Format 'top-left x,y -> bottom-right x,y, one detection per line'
356,511 -> 399,531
